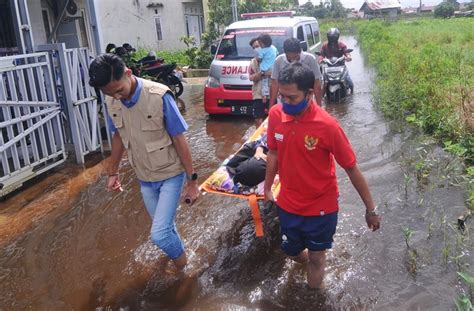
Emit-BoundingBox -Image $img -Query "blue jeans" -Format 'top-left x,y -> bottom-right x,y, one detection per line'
140,172 -> 186,259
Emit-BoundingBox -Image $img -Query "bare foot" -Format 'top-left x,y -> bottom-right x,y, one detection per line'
173,252 -> 187,271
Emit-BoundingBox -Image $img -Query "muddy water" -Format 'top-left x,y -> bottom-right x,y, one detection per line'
1,36 -> 472,310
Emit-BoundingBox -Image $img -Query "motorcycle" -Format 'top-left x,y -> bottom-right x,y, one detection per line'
316,49 -> 353,102
136,54 -> 184,98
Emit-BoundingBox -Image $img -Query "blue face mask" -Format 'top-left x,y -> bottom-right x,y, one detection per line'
282,97 -> 308,115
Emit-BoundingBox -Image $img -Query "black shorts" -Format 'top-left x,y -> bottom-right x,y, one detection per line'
252,99 -> 267,119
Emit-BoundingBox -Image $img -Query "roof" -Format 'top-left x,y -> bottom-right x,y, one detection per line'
360,0 -> 401,11
226,16 -> 317,30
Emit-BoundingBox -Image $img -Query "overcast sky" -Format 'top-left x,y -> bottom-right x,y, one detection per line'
298,0 -> 464,10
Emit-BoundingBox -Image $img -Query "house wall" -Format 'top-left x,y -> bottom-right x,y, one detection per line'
27,0 -> 98,54
95,0 -> 204,53
28,0 -> 47,46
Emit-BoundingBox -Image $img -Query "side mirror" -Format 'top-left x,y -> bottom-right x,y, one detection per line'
346,49 -> 353,53
211,45 -> 217,55
300,41 -> 308,52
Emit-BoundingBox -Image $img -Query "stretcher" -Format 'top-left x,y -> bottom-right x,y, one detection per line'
200,119 -> 280,237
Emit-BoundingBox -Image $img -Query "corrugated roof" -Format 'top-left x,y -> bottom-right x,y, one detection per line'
363,0 -> 401,10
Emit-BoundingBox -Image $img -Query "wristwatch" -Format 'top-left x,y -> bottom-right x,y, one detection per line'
186,172 -> 198,181
366,206 -> 378,216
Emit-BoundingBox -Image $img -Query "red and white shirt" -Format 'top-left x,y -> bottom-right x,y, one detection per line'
267,101 -> 356,216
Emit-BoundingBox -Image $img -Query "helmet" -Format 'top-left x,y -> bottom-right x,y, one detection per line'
327,28 -> 340,45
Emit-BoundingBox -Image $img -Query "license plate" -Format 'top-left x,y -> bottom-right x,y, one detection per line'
329,84 -> 341,93
231,105 -> 250,115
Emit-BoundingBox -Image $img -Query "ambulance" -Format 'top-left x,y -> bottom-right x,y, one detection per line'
204,11 -> 321,115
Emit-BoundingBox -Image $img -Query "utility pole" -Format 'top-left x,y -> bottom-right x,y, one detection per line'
231,0 -> 238,22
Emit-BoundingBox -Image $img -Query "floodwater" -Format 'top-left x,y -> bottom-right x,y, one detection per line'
0,37 -> 472,310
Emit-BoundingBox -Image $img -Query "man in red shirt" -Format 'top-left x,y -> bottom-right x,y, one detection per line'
264,62 -> 381,289
319,28 -> 354,93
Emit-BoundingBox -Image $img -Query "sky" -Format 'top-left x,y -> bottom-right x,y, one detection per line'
298,0 -> 466,10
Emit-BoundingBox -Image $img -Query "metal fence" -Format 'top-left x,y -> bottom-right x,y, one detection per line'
0,45 -> 110,197
0,52 -> 66,196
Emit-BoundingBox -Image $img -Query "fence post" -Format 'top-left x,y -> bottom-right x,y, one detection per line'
54,43 -> 85,164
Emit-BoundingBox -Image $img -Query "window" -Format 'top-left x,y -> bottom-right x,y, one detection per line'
297,26 -> 304,41
311,23 -> 320,44
305,24 -> 315,46
42,10 -> 52,42
216,28 -> 291,59
154,16 -> 163,41
77,10 -> 90,48
185,15 -> 190,37
200,15 -> 204,33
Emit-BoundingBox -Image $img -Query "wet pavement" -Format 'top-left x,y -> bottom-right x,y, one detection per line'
0,37 -> 472,310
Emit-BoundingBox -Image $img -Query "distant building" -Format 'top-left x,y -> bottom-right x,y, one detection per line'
418,4 -> 436,12
359,0 -> 402,17
402,6 -> 418,13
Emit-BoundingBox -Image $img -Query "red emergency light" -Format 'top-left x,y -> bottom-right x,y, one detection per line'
240,11 -> 294,19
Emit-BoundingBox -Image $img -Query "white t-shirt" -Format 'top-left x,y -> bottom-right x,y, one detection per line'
271,51 -> 322,81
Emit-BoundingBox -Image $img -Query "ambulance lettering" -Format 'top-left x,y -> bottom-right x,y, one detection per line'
221,66 -> 249,75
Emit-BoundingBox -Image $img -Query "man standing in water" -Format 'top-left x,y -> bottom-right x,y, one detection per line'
264,62 -> 381,289
89,54 -> 200,271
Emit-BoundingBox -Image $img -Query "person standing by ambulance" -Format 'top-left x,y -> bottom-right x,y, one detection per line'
248,37 -> 269,128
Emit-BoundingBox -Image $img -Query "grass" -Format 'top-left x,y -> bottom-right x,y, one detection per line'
354,17 -> 473,165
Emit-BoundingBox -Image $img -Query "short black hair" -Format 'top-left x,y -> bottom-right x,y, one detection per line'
283,38 -> 301,53
249,37 -> 258,47
257,33 -> 272,47
278,62 -> 314,93
88,53 -> 125,88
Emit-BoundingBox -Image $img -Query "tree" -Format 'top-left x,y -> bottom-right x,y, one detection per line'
434,1 -> 455,18
329,0 -> 347,17
466,1 -> 474,10
239,0 -> 270,14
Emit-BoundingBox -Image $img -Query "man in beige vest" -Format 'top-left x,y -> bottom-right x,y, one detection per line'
89,54 -> 199,271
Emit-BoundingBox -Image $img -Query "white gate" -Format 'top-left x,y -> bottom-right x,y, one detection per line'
60,46 -> 108,164
0,52 -> 66,196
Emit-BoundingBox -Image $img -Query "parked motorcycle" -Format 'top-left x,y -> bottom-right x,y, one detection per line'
316,49 -> 353,102
114,46 -> 184,98
136,53 -> 184,98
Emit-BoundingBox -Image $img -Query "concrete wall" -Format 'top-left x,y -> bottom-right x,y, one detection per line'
95,0 -> 204,52
28,0 -> 98,53
28,0 -> 47,46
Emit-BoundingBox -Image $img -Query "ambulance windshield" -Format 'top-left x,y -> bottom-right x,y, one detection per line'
216,27 -> 292,60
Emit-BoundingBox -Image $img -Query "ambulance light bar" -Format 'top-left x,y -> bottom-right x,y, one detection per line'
240,11 -> 295,19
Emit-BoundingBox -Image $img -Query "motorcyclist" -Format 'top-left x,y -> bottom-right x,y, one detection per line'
319,28 -> 354,93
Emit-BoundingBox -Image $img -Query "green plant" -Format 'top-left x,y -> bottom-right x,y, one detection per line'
180,36 -> 213,69
402,227 -> 414,249
355,17 -> 474,166
455,295 -> 473,311
455,272 -> 474,311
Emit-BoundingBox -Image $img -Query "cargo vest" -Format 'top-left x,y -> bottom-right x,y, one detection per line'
106,78 -> 184,182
